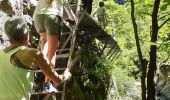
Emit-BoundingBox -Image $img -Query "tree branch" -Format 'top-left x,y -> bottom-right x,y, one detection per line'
159,51 -> 170,66
158,12 -> 170,21
158,17 -> 170,29
130,1 -> 147,100
138,11 -> 151,16
130,0 -> 143,61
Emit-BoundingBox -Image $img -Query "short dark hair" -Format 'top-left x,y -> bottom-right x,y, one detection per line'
4,17 -> 29,42
99,1 -> 104,7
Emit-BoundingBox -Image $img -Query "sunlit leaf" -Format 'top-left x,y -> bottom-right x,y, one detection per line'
146,41 -> 160,46
164,0 -> 169,3
162,41 -> 170,45
168,1 -> 170,5
160,4 -> 167,11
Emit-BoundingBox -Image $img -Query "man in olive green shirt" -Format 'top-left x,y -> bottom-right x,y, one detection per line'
0,17 -> 71,100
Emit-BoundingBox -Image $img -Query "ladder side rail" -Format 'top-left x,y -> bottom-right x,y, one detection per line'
61,0 -> 82,99
61,17 -> 78,100
59,33 -> 72,54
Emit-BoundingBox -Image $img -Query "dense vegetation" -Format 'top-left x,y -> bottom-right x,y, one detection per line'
0,0 -> 170,99
102,0 -> 170,99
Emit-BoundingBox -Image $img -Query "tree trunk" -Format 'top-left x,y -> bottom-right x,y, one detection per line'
147,0 -> 160,100
141,59 -> 148,100
130,0 -> 147,99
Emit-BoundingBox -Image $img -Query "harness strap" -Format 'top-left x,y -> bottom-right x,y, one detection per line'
11,50 -> 32,70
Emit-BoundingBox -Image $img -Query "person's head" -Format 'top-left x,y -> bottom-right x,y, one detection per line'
99,1 -> 104,7
4,17 -> 29,43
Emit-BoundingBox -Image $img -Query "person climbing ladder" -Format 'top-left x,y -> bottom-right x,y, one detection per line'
33,0 -> 75,93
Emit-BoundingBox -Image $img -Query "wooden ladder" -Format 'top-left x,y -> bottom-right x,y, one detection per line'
31,0 -> 82,99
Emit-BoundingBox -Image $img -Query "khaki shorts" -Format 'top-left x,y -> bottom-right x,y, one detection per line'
34,14 -> 61,35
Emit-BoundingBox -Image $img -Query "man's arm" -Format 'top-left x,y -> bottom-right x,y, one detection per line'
35,50 -> 71,84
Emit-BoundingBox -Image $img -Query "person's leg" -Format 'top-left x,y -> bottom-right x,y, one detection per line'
40,32 -> 47,52
98,19 -> 102,28
47,35 -> 59,64
44,15 -> 61,84
102,18 -> 106,29
45,15 -> 61,64
34,14 -> 60,92
34,14 -> 46,51
43,35 -> 59,84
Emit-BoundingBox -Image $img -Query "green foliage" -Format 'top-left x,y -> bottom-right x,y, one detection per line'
146,41 -> 161,46
66,79 -> 85,100
104,0 -> 170,99
66,0 -> 170,99
79,53 -> 112,99
160,4 -> 168,11
66,35 -> 113,99
2,0 -> 170,99
160,0 -> 170,11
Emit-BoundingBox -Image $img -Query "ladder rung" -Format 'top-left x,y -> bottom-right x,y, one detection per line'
30,91 -> 63,95
56,48 -> 70,52
62,32 -> 71,35
55,53 -> 70,59
34,68 -> 66,73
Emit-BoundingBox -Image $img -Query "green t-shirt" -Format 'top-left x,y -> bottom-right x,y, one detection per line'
97,7 -> 105,18
0,46 -> 34,100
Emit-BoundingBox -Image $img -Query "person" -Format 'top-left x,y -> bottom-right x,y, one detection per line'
0,17 -> 71,100
93,1 -> 107,29
33,0 -> 75,92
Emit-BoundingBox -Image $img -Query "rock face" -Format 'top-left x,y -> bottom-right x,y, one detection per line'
0,0 -> 15,16
0,0 -> 38,48
0,0 -> 38,26
23,0 -> 37,16
0,0 -> 37,23
0,11 -> 10,49
155,65 -> 170,99
0,0 -> 37,16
